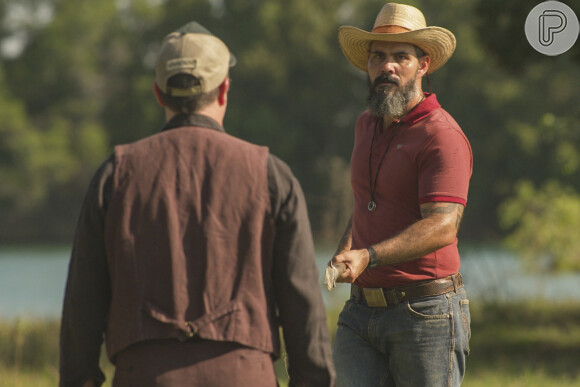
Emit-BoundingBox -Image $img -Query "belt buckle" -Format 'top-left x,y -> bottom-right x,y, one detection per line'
363,288 -> 388,307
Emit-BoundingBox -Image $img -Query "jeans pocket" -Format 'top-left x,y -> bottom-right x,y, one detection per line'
460,298 -> 471,354
406,295 -> 450,319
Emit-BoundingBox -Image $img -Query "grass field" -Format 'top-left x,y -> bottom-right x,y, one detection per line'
464,301 -> 580,386
1,300 -> 579,386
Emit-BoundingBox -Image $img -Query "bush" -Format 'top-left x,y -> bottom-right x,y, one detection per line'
499,180 -> 580,272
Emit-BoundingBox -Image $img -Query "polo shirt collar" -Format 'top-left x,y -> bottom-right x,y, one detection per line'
400,92 -> 441,126
161,113 -> 225,133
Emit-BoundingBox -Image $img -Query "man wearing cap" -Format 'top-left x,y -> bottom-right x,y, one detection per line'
328,3 -> 472,386
59,22 -> 335,387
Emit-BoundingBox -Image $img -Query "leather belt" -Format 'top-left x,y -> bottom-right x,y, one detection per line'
351,273 -> 464,307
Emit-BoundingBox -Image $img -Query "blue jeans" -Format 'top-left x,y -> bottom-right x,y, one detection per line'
333,287 -> 471,387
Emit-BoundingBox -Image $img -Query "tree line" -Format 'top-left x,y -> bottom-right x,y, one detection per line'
1,0 -> 579,271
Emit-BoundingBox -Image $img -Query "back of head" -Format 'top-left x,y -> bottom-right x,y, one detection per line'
155,22 -> 236,114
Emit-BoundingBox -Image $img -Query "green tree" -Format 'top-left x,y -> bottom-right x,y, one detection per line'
500,180 -> 580,272
472,0 -> 580,271
2,0 -> 578,249
1,0 -> 116,240
0,65 -> 45,210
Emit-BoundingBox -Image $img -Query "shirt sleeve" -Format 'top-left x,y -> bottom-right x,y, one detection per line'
59,156 -> 113,387
267,155 -> 336,387
417,126 -> 473,205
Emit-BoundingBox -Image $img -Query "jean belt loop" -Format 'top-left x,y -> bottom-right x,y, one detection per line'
451,274 -> 458,293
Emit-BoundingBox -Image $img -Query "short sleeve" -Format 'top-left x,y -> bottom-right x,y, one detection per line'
417,127 -> 472,205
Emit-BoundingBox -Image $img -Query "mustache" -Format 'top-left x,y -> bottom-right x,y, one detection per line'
372,74 -> 399,88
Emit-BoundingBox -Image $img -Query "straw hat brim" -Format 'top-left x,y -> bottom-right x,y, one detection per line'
338,25 -> 456,74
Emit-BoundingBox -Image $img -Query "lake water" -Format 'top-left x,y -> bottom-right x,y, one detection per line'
0,246 -> 70,319
1,245 -> 580,319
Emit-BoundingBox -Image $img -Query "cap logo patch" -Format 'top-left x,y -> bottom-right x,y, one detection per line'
166,58 -> 197,71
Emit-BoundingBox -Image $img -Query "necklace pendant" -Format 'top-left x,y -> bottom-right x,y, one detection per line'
368,200 -> 377,212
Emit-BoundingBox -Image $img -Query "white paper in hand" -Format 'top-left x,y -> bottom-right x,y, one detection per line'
324,263 -> 345,291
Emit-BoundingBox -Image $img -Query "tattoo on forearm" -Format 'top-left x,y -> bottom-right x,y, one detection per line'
421,203 -> 454,217
455,206 -> 464,229
421,203 -> 465,230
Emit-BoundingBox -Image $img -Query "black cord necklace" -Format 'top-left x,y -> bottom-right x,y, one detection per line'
367,95 -> 425,212
367,118 -> 401,212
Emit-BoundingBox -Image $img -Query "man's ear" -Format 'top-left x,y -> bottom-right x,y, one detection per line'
218,77 -> 230,106
153,82 -> 167,107
418,56 -> 431,77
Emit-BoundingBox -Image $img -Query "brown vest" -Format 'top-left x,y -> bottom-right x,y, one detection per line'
103,125 -> 278,361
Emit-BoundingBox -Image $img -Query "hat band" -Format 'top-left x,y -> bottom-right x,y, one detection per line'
371,25 -> 411,34
166,85 -> 203,97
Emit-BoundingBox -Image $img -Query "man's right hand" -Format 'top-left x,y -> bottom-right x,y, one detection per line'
329,248 -> 370,283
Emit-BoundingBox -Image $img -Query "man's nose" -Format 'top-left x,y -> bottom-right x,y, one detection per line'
382,60 -> 396,74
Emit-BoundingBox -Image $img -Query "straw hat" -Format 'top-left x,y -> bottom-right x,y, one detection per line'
338,3 -> 456,74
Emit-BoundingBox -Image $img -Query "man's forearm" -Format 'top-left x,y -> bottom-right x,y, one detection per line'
332,217 -> 449,282
370,214 -> 457,266
371,202 -> 463,266
332,202 -> 463,283
334,216 -> 353,255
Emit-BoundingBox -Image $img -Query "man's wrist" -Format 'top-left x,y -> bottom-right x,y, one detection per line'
367,246 -> 379,268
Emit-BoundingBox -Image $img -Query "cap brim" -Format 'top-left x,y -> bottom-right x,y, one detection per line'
337,25 -> 456,74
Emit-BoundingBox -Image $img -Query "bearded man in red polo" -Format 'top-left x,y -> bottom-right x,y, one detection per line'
328,3 -> 473,386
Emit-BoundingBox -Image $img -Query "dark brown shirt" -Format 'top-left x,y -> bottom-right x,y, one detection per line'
59,114 -> 335,386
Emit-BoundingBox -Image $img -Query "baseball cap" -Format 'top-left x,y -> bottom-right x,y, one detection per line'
155,22 -> 237,97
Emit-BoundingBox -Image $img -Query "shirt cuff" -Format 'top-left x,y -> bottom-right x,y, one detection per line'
419,196 -> 466,206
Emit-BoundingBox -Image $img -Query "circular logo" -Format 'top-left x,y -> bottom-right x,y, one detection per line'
525,1 -> 579,56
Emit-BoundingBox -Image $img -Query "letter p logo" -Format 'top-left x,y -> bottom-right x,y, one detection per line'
525,1 -> 579,56
539,10 -> 567,46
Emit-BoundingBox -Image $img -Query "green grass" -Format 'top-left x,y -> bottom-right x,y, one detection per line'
462,300 -> 580,386
0,319 -> 60,387
2,300 -> 580,386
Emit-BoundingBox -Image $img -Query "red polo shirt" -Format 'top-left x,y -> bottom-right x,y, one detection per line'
350,93 -> 472,288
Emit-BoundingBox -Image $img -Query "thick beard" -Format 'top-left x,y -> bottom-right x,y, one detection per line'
367,73 -> 419,119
